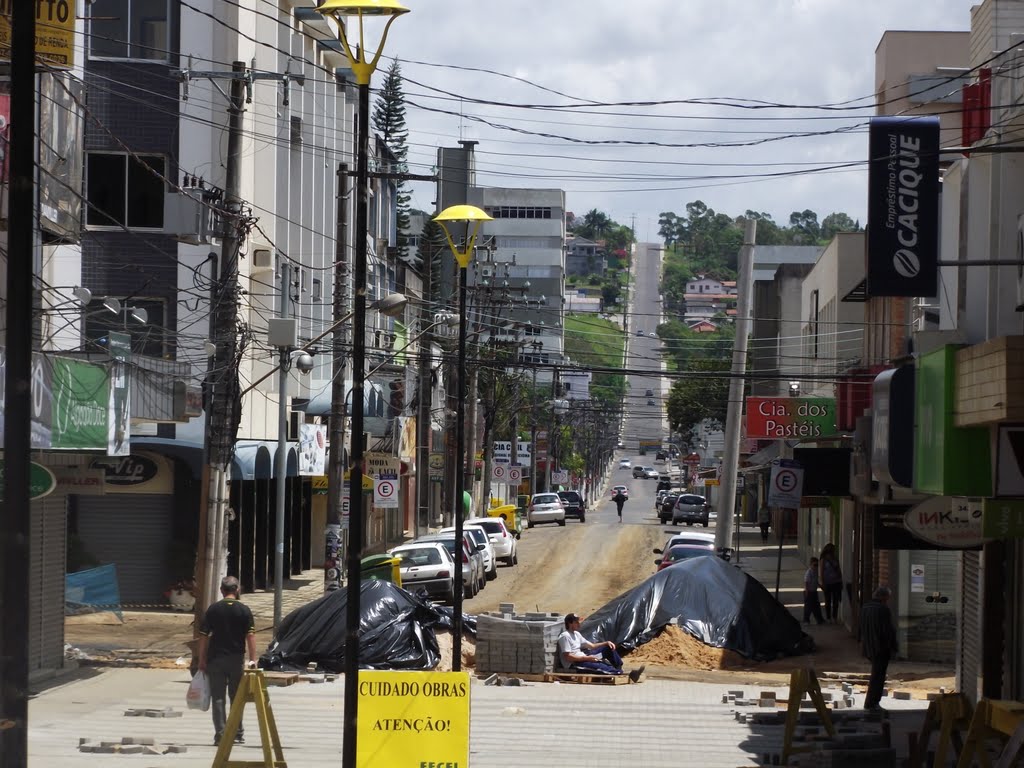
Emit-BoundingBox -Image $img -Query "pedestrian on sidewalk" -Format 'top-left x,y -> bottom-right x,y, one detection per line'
803,557 -> 825,625
820,543 -> 843,623
757,505 -> 771,543
198,576 -> 258,747
613,488 -> 627,522
860,586 -> 898,712
557,613 -> 645,682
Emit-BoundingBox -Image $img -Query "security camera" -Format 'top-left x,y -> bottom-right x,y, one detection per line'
294,351 -> 315,374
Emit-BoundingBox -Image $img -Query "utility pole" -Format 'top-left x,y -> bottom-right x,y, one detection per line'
325,163 -> 350,592
714,219 -> 757,556
273,263 -> 291,629
1,1 -> 36,762
415,241 -> 434,537
179,62 -> 302,625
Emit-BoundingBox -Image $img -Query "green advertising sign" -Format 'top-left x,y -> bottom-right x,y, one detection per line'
983,498 -> 1024,539
914,346 -> 992,496
51,357 -> 109,450
0,461 -> 57,500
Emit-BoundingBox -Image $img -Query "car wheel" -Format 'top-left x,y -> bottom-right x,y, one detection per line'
686,521 -> 694,527
557,518 -> 566,526
512,550 -> 518,565
703,520 -> 709,528
579,513 -> 586,523
486,565 -> 497,581
463,583 -> 473,601
503,555 -> 514,566
527,519 -> 535,529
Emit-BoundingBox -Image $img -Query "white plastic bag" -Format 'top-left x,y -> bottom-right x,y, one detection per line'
186,671 -> 211,711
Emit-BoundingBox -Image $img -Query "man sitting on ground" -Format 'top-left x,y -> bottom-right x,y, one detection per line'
557,613 -> 645,682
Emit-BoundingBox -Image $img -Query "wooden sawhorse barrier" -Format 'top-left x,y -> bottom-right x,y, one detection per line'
909,693 -> 974,768
781,668 -> 836,765
955,699 -> 1024,768
212,668 -> 288,768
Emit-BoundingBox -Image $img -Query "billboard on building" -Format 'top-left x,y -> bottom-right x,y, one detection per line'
866,116 -> 940,297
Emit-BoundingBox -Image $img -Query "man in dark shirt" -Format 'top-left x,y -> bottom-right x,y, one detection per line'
859,585 -> 898,712
198,576 -> 257,746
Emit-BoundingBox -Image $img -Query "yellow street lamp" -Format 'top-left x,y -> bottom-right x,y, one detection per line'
314,3 -> 408,767
433,204 -> 492,671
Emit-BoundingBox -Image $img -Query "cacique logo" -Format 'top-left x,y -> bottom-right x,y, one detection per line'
887,133 -> 924,279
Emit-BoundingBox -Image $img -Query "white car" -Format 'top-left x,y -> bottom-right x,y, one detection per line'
527,492 -> 566,528
656,532 -> 716,552
440,524 -> 497,581
388,542 -> 455,604
465,516 -> 518,566
618,458 -> 631,469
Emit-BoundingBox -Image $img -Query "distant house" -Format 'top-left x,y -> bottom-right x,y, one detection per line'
688,319 -> 718,333
566,235 -> 606,277
683,275 -> 738,322
566,291 -> 602,313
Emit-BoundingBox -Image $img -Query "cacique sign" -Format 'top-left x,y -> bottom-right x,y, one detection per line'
745,397 -> 836,440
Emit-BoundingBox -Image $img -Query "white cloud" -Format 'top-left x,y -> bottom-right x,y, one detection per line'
386,0 -> 971,236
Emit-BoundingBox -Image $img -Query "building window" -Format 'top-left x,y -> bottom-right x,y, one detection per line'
90,0 -> 170,61
86,153 -> 165,229
312,278 -> 322,302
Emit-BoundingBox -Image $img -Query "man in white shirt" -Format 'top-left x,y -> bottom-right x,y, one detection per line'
557,613 -> 645,682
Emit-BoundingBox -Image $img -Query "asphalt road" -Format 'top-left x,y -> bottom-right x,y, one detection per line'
621,245 -> 666,454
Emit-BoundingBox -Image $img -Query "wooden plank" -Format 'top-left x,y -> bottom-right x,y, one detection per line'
262,672 -> 298,687
514,672 -> 630,686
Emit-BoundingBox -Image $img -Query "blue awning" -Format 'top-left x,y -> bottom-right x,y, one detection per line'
131,437 -> 299,480
293,380 -> 386,418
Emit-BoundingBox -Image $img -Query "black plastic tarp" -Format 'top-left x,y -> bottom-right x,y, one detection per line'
259,580 -> 475,673
580,556 -> 813,661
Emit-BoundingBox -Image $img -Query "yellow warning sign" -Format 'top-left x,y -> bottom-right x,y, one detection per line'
358,670 -> 470,767
0,0 -> 77,69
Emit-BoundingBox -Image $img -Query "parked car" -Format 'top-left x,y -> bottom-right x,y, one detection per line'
610,484 -> 629,498
656,476 -> 672,492
655,451 -> 668,462
618,458 -> 631,469
636,328 -> 645,336
465,516 -> 518,566
672,494 -> 711,527
416,532 -> 485,596
527,492 -> 566,528
654,532 -> 716,555
658,493 -> 681,523
654,544 -> 716,571
557,490 -> 586,523
654,489 -> 669,510
388,542 -> 455,603
440,524 -> 497,581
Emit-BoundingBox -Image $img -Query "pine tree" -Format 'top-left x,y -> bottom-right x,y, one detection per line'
372,60 -> 412,263
417,218 -> 448,303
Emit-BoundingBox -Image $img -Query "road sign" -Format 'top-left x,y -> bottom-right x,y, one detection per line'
340,497 -> 351,530
374,473 -> 398,509
491,464 -> 507,482
705,478 -> 720,487
551,469 -> 568,484
493,440 -> 512,462
516,441 -> 531,464
768,459 -> 804,509
508,466 -> 523,483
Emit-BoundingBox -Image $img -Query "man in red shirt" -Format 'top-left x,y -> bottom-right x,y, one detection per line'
198,576 -> 257,746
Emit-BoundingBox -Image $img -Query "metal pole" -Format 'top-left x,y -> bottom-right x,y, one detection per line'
343,78 -> 371,768
1,1 -> 36,761
326,162 -> 350,593
273,264 -> 290,630
714,219 -> 756,556
452,263 -> 469,671
415,230 -> 434,538
530,363 -> 538,497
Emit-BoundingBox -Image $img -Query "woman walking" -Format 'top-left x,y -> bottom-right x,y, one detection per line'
820,543 -> 843,623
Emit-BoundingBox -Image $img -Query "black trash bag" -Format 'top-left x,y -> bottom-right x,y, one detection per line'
580,556 -> 813,661
259,580 -> 452,672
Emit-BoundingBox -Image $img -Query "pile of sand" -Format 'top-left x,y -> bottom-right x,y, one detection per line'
625,625 -> 750,671
434,630 -> 476,672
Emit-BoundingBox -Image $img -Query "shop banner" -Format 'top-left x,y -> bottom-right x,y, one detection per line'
298,424 -> 327,476
52,357 -> 109,450
745,397 -> 836,440
107,332 -> 131,457
866,116 -> 940,297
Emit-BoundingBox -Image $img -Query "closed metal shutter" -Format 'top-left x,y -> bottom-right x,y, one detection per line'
75,494 -> 173,606
28,493 -> 68,673
958,550 -> 983,703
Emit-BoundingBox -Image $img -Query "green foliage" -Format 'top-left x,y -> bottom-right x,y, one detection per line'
657,319 -> 735,371
666,359 -> 732,438
372,60 -> 411,262
417,218 -> 448,302
563,314 -> 626,411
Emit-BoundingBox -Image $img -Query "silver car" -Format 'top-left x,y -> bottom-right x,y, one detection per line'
389,542 -> 456,604
441,524 -> 497,581
416,532 -> 486,597
527,492 -> 566,528
672,494 -> 710,527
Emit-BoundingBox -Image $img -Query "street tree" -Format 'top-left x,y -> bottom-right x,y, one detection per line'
372,59 -> 411,261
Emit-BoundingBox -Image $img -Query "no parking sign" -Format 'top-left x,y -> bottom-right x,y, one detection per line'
768,459 -> 803,509
374,472 -> 399,509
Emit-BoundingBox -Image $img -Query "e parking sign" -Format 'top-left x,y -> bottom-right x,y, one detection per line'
768,459 -> 803,509
374,472 -> 398,509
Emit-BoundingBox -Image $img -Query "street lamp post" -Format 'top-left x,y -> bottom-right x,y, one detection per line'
313,3 -> 408,767
434,204 -> 493,673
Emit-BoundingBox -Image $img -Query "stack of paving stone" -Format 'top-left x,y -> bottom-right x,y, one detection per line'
79,737 -> 187,755
474,605 -> 563,676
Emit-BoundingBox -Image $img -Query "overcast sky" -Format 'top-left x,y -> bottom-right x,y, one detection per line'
376,1 -> 972,241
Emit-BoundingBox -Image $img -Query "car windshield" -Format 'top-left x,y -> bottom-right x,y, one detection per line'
665,546 -> 714,563
679,495 -> 706,505
558,492 -> 581,502
395,547 -> 442,566
473,520 -> 503,534
533,494 -> 559,504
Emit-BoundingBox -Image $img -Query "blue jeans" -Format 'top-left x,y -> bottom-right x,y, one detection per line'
572,646 -> 624,675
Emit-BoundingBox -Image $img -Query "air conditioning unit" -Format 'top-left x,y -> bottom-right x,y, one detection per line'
478,265 -> 493,278
251,247 -> 274,273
